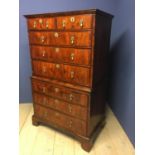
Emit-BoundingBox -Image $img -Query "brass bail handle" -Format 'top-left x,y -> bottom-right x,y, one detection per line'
39,19 -> 43,27
70,53 -> 74,60
40,36 -> 45,43
62,20 -> 66,28
80,19 -> 84,27
33,21 -> 37,28
46,21 -> 49,28
69,94 -> 73,101
70,71 -> 74,79
70,36 -> 74,45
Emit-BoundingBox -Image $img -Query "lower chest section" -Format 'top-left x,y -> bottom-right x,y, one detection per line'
32,78 -> 90,136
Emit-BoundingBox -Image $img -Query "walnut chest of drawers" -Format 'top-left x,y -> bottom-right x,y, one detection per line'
25,9 -> 113,152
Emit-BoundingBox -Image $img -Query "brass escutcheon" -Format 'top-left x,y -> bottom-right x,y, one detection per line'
54,87 -> 59,93
70,17 -> 75,22
55,48 -> 59,53
55,64 -> 60,69
54,32 -> 59,38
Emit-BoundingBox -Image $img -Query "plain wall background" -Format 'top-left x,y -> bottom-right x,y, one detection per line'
19,0 -> 135,145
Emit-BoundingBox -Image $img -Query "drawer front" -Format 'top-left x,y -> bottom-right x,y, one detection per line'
32,60 -> 91,86
34,104 -> 87,136
29,31 -> 92,47
27,18 -> 55,30
56,14 -> 92,29
33,93 -> 87,121
29,32 -> 49,45
31,46 -> 91,66
32,79 -> 88,106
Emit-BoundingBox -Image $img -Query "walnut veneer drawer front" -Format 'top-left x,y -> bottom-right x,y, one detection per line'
29,31 -> 92,47
25,9 -> 113,152
31,46 -> 91,66
33,93 -> 87,121
28,18 -> 55,30
32,60 -> 91,86
56,14 -> 92,29
32,79 -> 88,106
34,104 -> 87,136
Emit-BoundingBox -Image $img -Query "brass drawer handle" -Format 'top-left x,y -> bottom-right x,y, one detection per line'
42,87 -> 46,93
69,120 -> 72,127
55,112 -> 59,116
70,36 -> 74,45
43,97 -> 47,104
40,36 -> 45,43
44,111 -> 48,117
55,48 -> 59,53
42,50 -> 46,57
80,19 -> 84,27
54,99 -> 59,104
68,105 -> 72,113
69,94 -> 73,101
62,20 -> 66,28
54,87 -> 59,93
33,21 -> 36,28
46,21 -> 49,28
55,64 -> 60,69
70,53 -> 74,60
70,17 -> 75,22
70,71 -> 74,79
39,19 -> 43,24
42,66 -> 46,72
54,32 -> 59,38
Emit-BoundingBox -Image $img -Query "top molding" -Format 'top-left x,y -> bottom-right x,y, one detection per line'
24,9 -> 113,18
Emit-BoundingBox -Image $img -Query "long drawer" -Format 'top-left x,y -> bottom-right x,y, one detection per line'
32,60 -> 91,87
31,46 -> 91,66
29,31 -> 92,47
32,78 -> 88,106
34,104 -> 87,136
33,92 -> 87,121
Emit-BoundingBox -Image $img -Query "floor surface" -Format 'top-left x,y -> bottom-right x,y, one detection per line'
19,103 -> 134,155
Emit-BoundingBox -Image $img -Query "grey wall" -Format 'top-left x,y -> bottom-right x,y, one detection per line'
19,0 -> 135,145
108,0 -> 135,146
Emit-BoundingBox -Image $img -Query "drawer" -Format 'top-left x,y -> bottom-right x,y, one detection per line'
29,32 -> 49,45
32,79 -> 88,106
33,93 -> 87,121
31,46 -> 91,66
29,31 -> 92,47
27,18 -> 55,30
56,14 -> 92,29
34,104 -> 87,136
32,60 -> 91,87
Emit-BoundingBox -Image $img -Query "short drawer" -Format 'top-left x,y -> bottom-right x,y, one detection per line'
32,60 -> 91,87
32,78 -> 88,106
27,17 -> 55,30
33,93 -> 87,121
31,46 -> 91,66
34,104 -> 87,136
56,14 -> 92,29
29,31 -> 92,47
